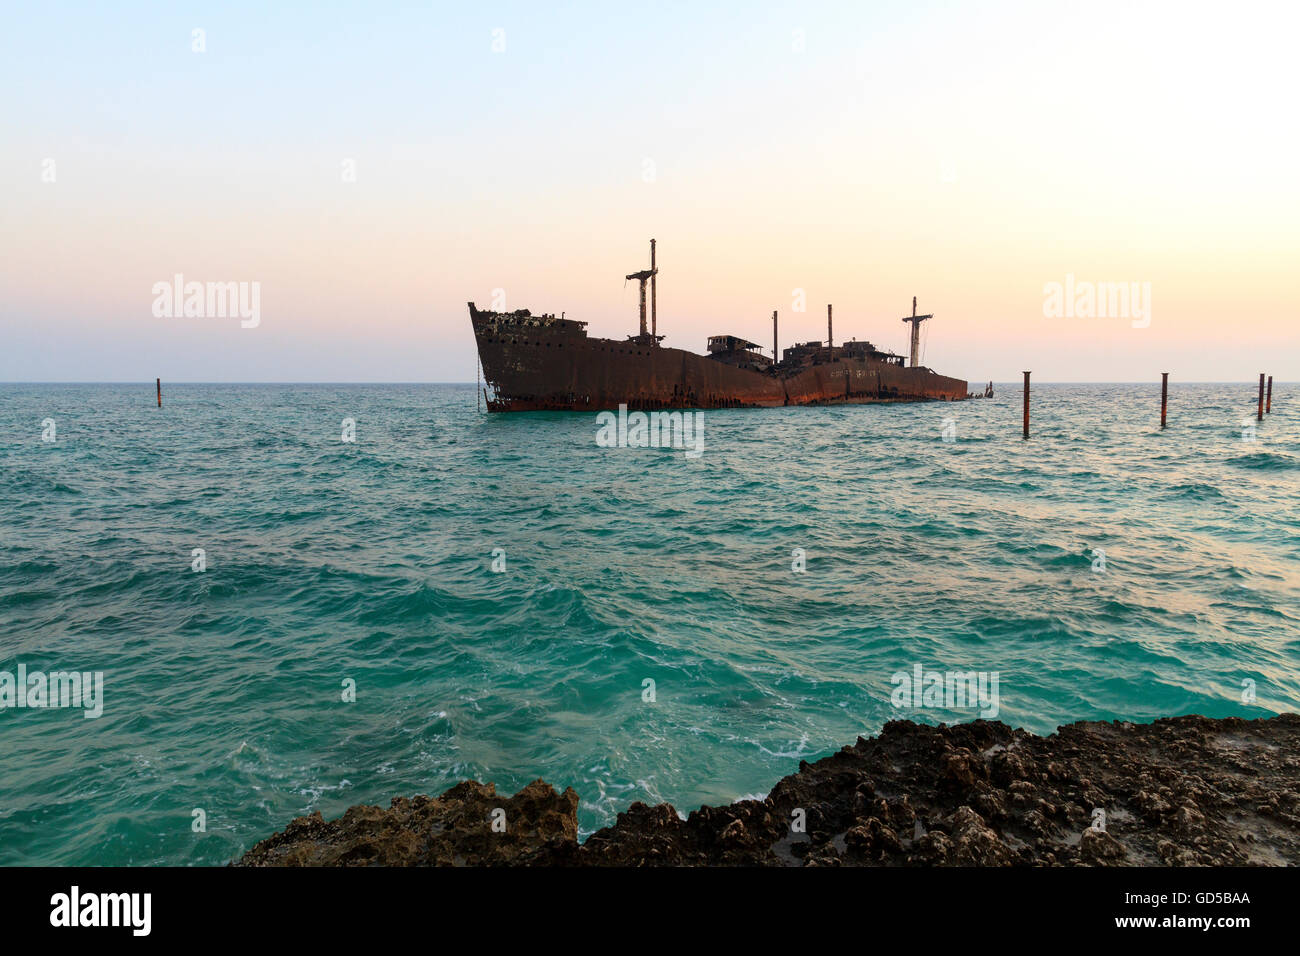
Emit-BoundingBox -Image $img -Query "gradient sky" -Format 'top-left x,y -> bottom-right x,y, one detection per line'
2,0 -> 1297,382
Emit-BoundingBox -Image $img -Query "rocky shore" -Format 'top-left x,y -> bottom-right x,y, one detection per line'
236,714 -> 1300,866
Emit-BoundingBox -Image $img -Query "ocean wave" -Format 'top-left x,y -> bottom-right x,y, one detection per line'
0,382 -> 1296,865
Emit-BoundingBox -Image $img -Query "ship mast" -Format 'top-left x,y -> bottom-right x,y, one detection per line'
625,238 -> 658,342
900,296 -> 932,368
651,239 -> 656,339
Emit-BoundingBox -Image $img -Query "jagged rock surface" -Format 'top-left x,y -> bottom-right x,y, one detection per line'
236,779 -> 580,866
236,714 -> 1300,866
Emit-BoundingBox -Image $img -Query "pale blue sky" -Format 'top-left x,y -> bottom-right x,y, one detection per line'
3,1 -> 1297,381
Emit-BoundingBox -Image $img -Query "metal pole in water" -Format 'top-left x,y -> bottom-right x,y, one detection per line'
1266,375 -> 1273,414
1258,373 -> 1265,421
156,378 -> 162,408
1022,371 -> 1031,439
1161,372 -> 1168,429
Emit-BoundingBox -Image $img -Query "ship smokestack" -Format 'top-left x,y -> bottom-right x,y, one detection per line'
650,239 -> 656,340
773,310 -> 778,363
827,304 -> 833,352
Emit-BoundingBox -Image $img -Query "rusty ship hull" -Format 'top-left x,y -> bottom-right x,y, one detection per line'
471,303 -> 968,412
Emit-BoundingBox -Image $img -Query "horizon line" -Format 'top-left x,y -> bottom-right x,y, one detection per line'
0,380 -> 1289,387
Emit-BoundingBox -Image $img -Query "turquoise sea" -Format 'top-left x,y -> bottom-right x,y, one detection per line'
1,382 -> 1297,865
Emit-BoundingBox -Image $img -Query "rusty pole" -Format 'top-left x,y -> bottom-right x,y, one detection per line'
772,310 -> 778,363
1022,371 -> 1031,439
1266,375 -> 1273,413
827,304 -> 833,353
912,297 -> 918,367
1161,372 -> 1168,429
156,378 -> 162,408
1258,373 -> 1265,421
904,297 -> 926,368
650,238 -> 656,340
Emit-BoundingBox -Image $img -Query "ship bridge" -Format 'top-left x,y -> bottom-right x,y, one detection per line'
707,334 -> 771,370
707,334 -> 762,354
